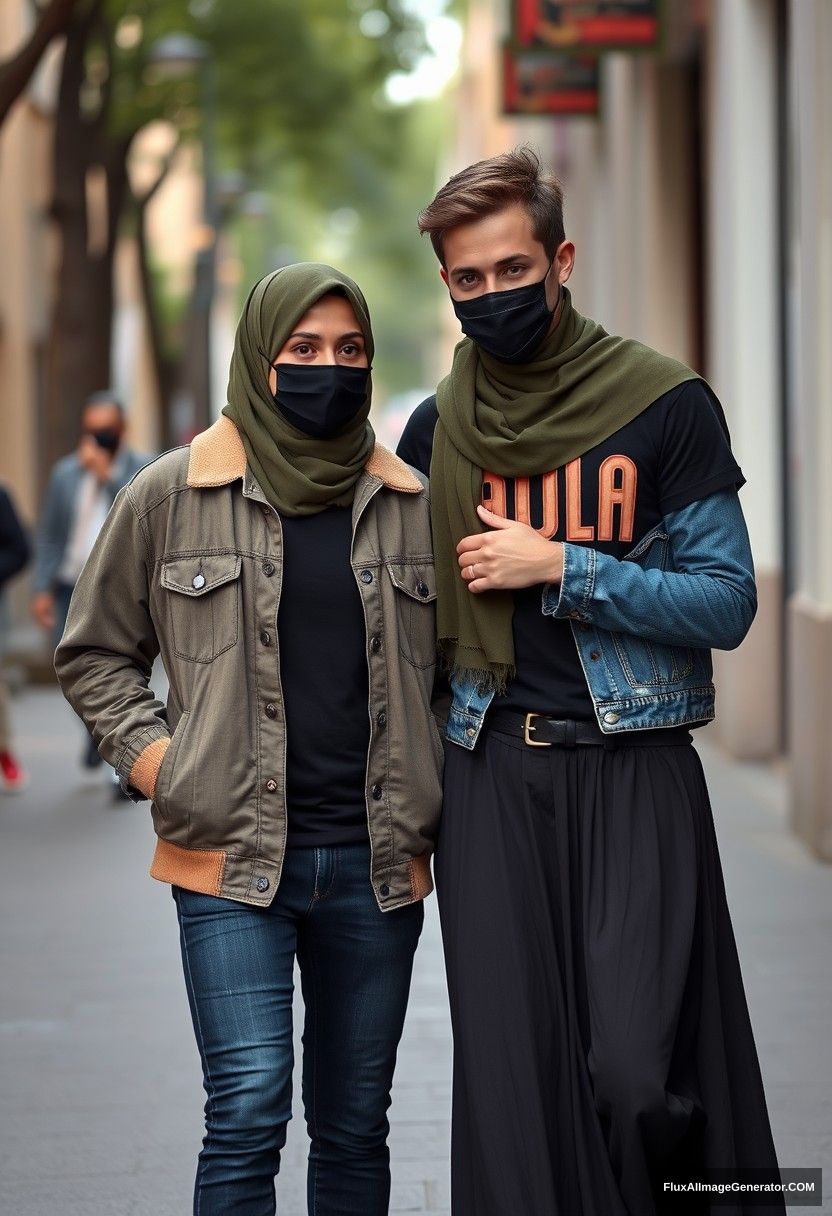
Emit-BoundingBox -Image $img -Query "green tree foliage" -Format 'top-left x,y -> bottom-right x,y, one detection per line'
44,0 -> 447,467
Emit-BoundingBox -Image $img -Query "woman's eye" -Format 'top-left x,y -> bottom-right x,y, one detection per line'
340,344 -> 360,357
293,344 -> 313,356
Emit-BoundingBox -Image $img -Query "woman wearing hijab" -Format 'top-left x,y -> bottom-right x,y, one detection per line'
55,263 -> 443,1216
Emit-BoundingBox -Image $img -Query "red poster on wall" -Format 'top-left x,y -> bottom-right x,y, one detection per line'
514,0 -> 660,50
502,46 -> 599,116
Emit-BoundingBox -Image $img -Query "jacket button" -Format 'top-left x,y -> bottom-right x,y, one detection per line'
192,573 -> 206,590
590,651 -> 600,660
265,702 -> 277,718
265,778 -> 277,792
370,635 -> 382,653
256,876 -> 269,893
361,569 -> 373,584
262,560 -> 276,576
260,630 -> 272,646
371,783 -> 383,800
603,711 -> 620,724
379,883 -> 390,897
417,581 -> 429,598
466,727 -> 476,738
569,610 -> 582,620
376,710 -> 387,729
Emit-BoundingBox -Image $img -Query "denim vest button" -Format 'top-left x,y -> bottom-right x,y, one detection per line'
262,560 -> 276,576
256,876 -> 270,893
265,702 -> 277,719
192,573 -> 206,590
377,710 -> 387,729
260,630 -> 272,646
590,651 -> 600,660
466,727 -> 476,738
371,783 -> 383,800
361,569 -> 373,584
603,711 -> 620,724
417,581 -> 429,598
370,635 -> 382,653
379,883 -> 390,897
265,779 -> 277,793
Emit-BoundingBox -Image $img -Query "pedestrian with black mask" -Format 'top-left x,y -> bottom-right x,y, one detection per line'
55,263 -> 442,1216
398,149 -> 784,1216
31,392 -> 149,784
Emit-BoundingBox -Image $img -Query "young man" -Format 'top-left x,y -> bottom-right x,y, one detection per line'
31,392 -> 149,790
397,148 -> 784,1216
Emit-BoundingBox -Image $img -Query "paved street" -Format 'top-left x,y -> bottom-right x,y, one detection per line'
0,686 -> 829,1215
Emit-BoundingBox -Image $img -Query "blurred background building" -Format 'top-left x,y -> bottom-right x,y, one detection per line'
0,0 -> 830,857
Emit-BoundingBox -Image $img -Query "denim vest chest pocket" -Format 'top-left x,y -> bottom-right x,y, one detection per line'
384,558 -> 437,669
161,551 -> 242,664
606,525 -> 702,691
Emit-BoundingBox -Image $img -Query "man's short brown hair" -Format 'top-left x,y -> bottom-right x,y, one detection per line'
417,146 -> 565,266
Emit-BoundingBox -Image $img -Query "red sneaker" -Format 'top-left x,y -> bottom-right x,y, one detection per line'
0,750 -> 29,793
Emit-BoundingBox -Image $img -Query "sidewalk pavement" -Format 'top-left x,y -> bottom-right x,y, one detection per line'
0,687 -> 829,1215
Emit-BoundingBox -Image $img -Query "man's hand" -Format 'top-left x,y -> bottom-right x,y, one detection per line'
77,434 -> 113,483
31,591 -> 56,631
457,505 -> 564,594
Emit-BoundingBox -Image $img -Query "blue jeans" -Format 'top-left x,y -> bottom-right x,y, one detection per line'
173,843 -> 424,1216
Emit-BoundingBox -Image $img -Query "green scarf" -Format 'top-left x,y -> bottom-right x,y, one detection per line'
431,287 -> 699,691
222,262 -> 375,516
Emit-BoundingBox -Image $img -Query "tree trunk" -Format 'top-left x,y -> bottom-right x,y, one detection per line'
135,163 -> 180,452
40,0 -> 129,492
0,0 -> 78,129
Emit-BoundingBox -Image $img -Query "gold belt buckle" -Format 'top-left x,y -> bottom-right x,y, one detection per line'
523,712 -> 552,747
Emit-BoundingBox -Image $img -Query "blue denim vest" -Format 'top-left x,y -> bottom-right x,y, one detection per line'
446,489 -> 757,750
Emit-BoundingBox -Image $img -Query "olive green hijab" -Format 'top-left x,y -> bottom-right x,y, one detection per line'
222,262 -> 375,516
431,287 -> 700,691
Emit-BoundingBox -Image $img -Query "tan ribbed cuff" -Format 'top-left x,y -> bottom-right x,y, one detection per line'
129,736 -> 171,800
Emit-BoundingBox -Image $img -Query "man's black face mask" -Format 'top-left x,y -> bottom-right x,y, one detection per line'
87,427 -> 121,453
451,264 -> 557,364
268,361 -> 370,439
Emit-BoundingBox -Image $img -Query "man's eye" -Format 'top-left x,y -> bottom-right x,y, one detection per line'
505,265 -> 526,275
459,274 -> 477,287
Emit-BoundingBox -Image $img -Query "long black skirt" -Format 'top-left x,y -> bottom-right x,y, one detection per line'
434,727 -> 784,1216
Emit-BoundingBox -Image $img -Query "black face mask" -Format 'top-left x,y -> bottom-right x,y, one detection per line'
271,362 -> 370,438
88,427 -> 121,453
451,266 -> 557,364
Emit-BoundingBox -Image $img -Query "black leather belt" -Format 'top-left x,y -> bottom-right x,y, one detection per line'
485,709 -> 692,748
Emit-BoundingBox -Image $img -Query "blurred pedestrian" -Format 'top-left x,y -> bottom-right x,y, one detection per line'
30,391 -> 149,786
0,483 -> 31,793
399,147 -> 784,1216
54,264 -> 442,1216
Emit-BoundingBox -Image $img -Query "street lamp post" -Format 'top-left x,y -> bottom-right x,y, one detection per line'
148,34 -> 217,436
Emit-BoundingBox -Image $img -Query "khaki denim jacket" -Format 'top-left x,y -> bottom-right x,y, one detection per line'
55,417 -> 442,910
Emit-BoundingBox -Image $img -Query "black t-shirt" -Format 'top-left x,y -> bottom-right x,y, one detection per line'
278,507 -> 369,846
396,380 -> 744,719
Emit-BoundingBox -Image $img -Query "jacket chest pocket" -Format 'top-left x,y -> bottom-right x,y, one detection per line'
161,552 -> 242,664
384,560 -> 437,669
611,632 -> 695,689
